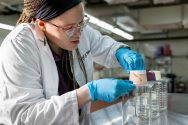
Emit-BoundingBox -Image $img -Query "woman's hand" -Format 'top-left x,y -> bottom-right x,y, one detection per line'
87,78 -> 135,102
115,47 -> 145,73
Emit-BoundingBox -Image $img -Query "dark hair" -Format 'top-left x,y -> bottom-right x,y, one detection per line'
17,0 -> 82,25
16,0 -> 44,25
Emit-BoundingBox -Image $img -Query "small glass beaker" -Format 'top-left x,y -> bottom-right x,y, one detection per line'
122,84 -> 152,125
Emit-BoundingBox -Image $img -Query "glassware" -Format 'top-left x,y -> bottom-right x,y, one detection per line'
147,70 -> 167,112
148,81 -> 160,119
152,111 -> 168,125
158,80 -> 168,111
122,84 -> 152,125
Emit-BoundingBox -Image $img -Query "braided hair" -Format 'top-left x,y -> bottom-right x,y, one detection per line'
16,0 -> 44,25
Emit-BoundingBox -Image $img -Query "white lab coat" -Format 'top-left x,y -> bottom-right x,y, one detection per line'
0,23 -> 128,125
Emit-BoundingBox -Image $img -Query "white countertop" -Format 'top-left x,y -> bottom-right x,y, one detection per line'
90,93 -> 188,125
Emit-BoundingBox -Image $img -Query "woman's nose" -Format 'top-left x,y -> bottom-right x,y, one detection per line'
74,27 -> 82,37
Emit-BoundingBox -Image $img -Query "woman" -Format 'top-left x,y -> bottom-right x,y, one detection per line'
0,0 -> 144,125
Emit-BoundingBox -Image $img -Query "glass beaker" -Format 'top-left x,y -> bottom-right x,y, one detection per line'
147,70 -> 167,112
158,80 -> 168,111
148,81 -> 160,119
122,84 -> 152,125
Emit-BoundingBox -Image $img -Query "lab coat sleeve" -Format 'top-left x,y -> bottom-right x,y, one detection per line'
0,32 -> 79,125
86,26 -> 129,68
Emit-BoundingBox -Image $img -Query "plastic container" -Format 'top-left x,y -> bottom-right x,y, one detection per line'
129,70 -> 147,85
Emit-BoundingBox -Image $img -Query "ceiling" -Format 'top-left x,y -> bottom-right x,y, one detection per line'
1,0 -> 188,40
0,0 -> 22,13
85,0 -> 188,8
85,0 -> 188,40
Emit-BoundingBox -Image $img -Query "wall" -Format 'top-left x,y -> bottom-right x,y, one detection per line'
0,29 -> 10,44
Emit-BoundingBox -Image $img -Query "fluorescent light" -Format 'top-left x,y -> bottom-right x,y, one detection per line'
86,13 -> 134,40
117,22 -> 135,32
0,23 -> 15,31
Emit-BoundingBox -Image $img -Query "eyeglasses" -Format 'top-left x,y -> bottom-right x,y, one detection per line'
48,15 -> 90,39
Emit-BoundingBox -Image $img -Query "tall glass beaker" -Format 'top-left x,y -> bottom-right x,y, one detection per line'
147,70 -> 167,112
158,80 -> 168,111
148,81 -> 160,119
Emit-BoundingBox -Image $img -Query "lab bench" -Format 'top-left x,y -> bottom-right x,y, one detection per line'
90,93 -> 188,125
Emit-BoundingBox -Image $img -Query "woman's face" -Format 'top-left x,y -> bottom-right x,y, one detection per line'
44,3 -> 85,51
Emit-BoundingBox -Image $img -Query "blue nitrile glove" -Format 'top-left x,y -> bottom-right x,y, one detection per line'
87,78 -> 136,102
115,47 -> 145,74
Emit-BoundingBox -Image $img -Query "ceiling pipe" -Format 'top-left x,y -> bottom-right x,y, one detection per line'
119,36 -> 188,42
123,1 -> 188,9
85,0 -> 188,10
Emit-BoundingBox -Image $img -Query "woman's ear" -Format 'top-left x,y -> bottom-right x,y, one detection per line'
36,19 -> 46,32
